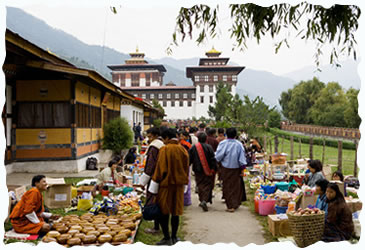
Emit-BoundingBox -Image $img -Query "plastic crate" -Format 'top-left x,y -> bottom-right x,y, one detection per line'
275,205 -> 288,214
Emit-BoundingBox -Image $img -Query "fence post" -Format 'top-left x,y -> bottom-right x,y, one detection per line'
269,137 -> 272,155
281,136 -> 284,153
264,135 -> 267,153
338,140 -> 343,172
322,139 -> 326,165
298,138 -> 302,158
309,137 -> 313,160
354,140 -> 358,177
290,136 -> 294,161
274,135 -> 279,153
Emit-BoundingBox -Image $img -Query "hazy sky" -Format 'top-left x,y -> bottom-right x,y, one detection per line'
3,0 -> 360,75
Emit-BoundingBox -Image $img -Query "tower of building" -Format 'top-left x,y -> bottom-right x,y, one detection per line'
186,47 -> 245,118
108,48 -> 166,88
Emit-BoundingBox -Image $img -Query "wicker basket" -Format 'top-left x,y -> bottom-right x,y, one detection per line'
287,212 -> 325,248
271,154 -> 286,165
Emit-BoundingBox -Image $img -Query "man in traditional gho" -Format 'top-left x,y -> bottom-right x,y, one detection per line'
148,128 -> 189,246
215,127 -> 247,213
189,132 -> 217,211
140,127 -> 164,234
10,175 -> 60,234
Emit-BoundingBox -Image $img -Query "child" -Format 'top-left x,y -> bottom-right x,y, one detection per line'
322,183 -> 354,242
314,179 -> 329,216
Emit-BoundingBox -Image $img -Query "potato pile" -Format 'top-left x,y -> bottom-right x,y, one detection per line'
42,212 -> 142,246
290,207 -> 324,216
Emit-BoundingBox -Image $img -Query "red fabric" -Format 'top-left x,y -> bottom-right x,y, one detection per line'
180,140 -> 192,151
196,143 -> 215,176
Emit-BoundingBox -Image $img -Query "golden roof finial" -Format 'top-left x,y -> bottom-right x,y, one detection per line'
136,45 -> 139,53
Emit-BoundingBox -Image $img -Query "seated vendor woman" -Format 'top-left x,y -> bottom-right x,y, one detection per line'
9,175 -> 60,234
92,159 -> 119,196
332,170 -> 344,182
322,183 -> 354,242
314,179 -> 329,216
306,160 -> 325,187
124,147 -> 137,164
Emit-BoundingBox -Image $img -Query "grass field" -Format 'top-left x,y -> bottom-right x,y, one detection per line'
264,133 -> 357,176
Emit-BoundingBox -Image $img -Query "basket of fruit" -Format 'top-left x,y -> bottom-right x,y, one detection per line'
287,208 -> 325,248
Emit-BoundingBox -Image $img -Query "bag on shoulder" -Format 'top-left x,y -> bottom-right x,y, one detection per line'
142,195 -> 161,221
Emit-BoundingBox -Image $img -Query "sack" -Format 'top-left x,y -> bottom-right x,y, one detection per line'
86,157 -> 98,170
77,198 -> 93,211
142,196 -> 161,221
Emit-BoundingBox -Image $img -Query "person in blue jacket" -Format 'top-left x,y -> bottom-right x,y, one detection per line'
315,179 -> 329,216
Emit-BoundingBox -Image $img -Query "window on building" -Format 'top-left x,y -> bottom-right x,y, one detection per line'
18,102 -> 71,128
223,75 -> 227,81
167,93 -> 171,99
210,96 -> 214,103
209,85 -> 213,92
188,101 -> 192,107
90,106 -> 102,128
200,96 -> 204,103
142,94 -> 146,99
180,101 -> 183,107
131,73 -> 139,86
163,101 -> 167,107
192,93 -> 196,99
214,75 -> 218,81
175,93 -> 179,99
232,75 -> 237,81
204,75 -> 209,82
133,94 -> 138,97
150,93 -> 154,99
158,93 -> 163,99
171,101 -> 175,107
183,93 -> 188,99
200,85 -> 204,92
194,75 -> 200,82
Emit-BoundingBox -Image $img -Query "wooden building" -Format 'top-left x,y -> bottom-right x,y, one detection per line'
2,29 -> 162,173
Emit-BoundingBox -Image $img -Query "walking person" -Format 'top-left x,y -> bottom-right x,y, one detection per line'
189,132 -> 217,211
215,128 -> 247,212
148,128 -> 189,245
140,127 -> 165,234
179,130 -> 192,207
206,128 -> 219,152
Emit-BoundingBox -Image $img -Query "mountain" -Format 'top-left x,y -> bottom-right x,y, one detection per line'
5,7 -> 190,85
283,60 -> 361,90
237,69 -> 296,107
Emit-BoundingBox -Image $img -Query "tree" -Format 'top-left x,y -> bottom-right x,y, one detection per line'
268,109 -> 282,129
344,88 -> 361,128
152,99 -> 165,116
279,77 -> 325,123
309,82 -> 346,127
103,117 -> 134,154
170,4 -> 360,67
208,82 -> 233,121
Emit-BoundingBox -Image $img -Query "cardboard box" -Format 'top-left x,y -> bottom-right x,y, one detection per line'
299,195 -> 317,209
323,165 -> 332,180
346,199 -> 362,213
330,181 -> 345,196
44,178 -> 71,209
7,185 -> 27,201
268,214 -> 292,237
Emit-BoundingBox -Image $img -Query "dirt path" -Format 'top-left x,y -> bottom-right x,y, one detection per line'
183,183 -> 266,246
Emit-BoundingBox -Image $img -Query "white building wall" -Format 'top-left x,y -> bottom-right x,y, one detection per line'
120,104 -> 144,129
164,100 -> 194,120
151,80 -> 160,87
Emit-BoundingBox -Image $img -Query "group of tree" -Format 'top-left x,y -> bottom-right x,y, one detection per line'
208,82 -> 281,134
279,77 -> 360,128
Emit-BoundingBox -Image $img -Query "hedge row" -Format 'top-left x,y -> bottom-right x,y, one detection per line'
268,128 -> 356,150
